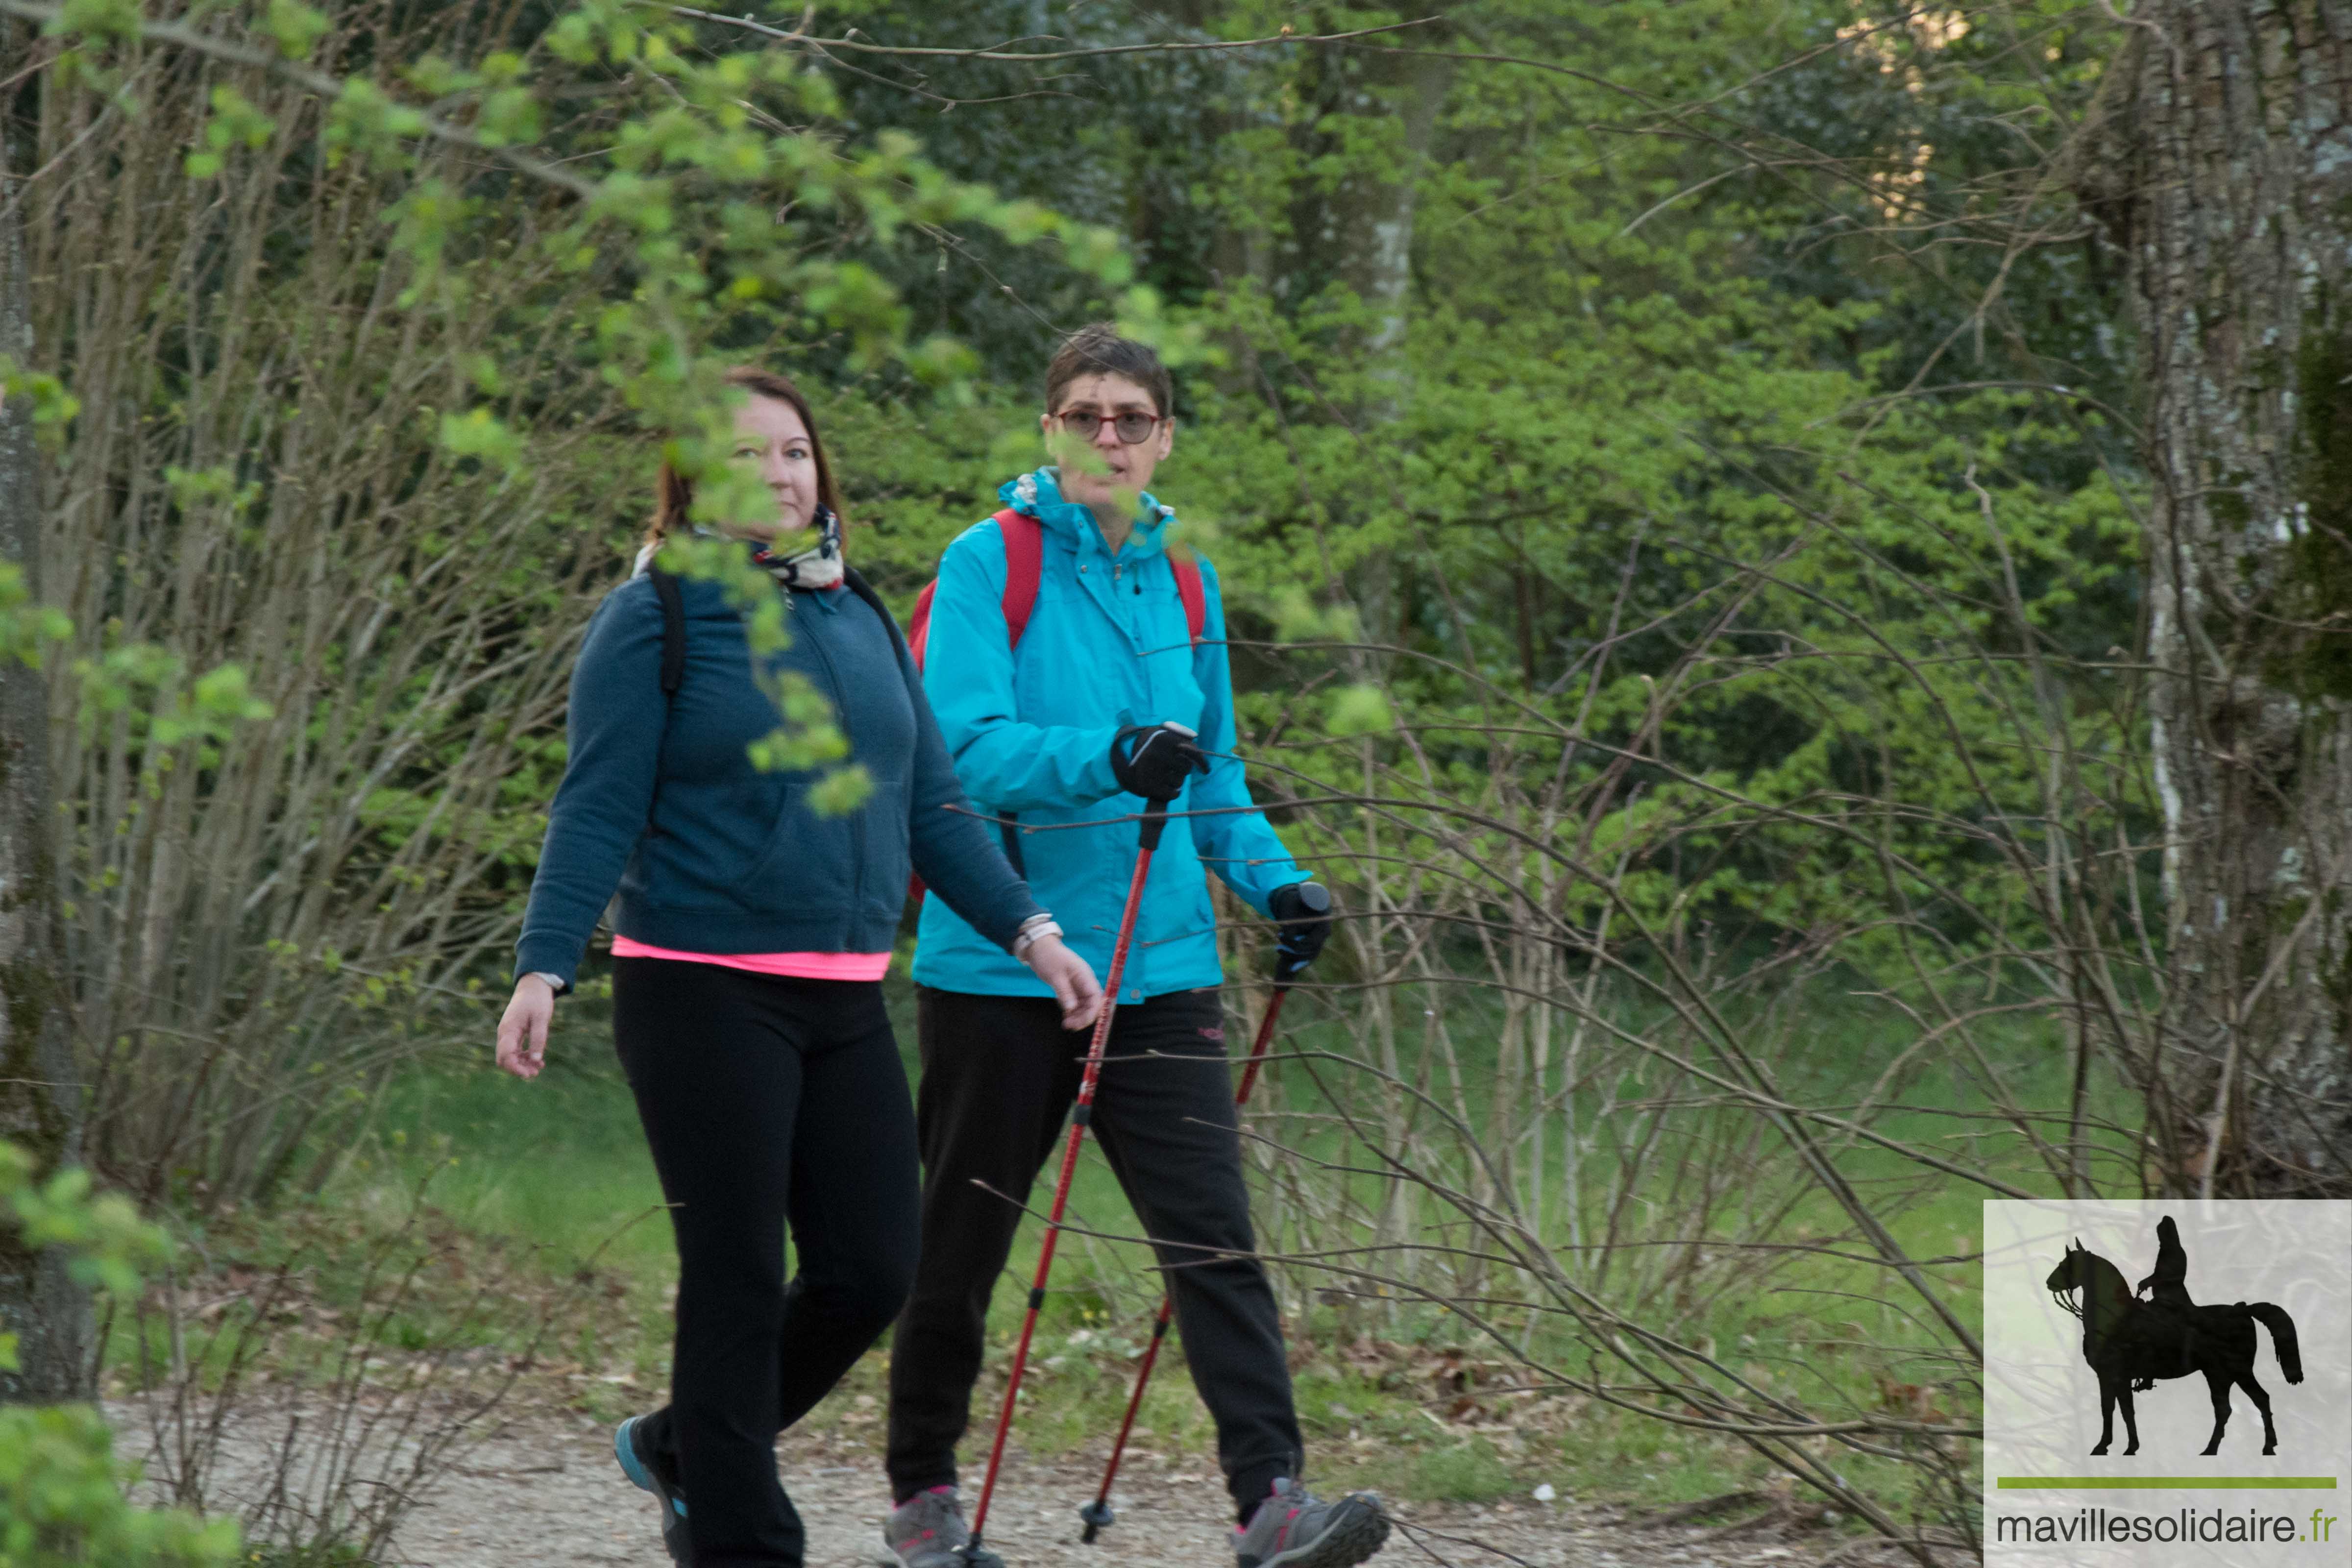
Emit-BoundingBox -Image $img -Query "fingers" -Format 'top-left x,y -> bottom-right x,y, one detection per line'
494,1015 -> 530,1079
1046,961 -> 1081,1020
1063,957 -> 1104,1031
495,995 -> 549,1080
1034,944 -> 1102,1031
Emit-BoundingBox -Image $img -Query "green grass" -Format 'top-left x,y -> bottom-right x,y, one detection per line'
259,968 -> 2130,1519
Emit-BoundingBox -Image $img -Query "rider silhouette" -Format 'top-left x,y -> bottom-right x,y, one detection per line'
2132,1215 -> 2196,1390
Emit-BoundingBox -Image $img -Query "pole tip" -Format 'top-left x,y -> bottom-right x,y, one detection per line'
1077,1498 -> 1115,1542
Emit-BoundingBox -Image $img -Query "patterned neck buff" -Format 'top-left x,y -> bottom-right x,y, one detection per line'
752,504 -> 843,590
631,507 -> 845,589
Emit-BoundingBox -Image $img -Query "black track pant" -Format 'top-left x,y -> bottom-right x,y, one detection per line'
614,958 -> 920,1568
885,985 -> 1302,1521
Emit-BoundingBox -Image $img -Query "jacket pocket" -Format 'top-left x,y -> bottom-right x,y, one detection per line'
736,788 -> 852,911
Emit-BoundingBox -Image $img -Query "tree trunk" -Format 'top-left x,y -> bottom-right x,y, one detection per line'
1321,46 -> 1453,362
1294,38 -> 1455,646
2073,1 -> 2352,1195
0,106 -> 90,1402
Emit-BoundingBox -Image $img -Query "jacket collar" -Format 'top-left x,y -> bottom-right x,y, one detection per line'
1001,467 -> 1176,562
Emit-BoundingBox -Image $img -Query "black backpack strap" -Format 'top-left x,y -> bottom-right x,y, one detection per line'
637,565 -> 688,850
649,566 -> 686,697
842,568 -> 906,660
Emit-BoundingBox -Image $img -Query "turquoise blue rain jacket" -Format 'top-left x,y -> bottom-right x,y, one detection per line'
910,467 -> 1308,1002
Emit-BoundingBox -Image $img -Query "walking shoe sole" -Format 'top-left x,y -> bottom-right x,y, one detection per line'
876,1547 -> 1004,1568
1252,1496 -> 1391,1568
614,1416 -> 692,1566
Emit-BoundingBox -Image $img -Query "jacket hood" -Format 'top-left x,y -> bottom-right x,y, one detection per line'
1001,466 -> 1176,558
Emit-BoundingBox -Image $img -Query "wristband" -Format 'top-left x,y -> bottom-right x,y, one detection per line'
1012,915 -> 1063,958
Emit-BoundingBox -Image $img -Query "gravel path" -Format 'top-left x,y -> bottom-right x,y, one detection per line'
115,1397 -> 1894,1568
385,1413 -> 1856,1568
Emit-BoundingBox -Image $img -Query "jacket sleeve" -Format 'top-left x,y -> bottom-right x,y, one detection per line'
1186,556 -> 1307,916
901,637 -> 1045,952
921,521 -> 1124,812
514,580 -> 667,990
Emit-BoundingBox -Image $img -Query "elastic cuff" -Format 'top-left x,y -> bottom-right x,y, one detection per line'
508,959 -> 571,992
512,942 -> 578,995
1230,1461 -> 1289,1521
890,1474 -> 957,1507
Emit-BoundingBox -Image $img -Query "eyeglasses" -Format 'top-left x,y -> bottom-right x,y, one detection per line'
1054,407 -> 1166,445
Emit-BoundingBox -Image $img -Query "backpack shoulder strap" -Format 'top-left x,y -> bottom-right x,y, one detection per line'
993,507 -> 1044,649
1170,553 -> 1207,644
842,567 -> 913,662
647,566 -> 686,697
637,565 -> 688,849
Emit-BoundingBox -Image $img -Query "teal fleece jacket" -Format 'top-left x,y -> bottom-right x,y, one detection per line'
909,468 -> 1307,1002
515,568 -> 1040,991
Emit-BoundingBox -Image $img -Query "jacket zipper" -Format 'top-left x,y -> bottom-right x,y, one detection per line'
794,593 -> 865,918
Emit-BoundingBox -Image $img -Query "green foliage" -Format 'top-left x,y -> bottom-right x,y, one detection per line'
0,564 -> 72,668
0,360 -> 77,439
262,0 -> 328,61
1323,684 -> 1394,737
0,1154 -> 165,1302
5,549 -> 270,759
184,86 -> 274,179
0,1405 -> 239,1567
0,1144 -> 239,1566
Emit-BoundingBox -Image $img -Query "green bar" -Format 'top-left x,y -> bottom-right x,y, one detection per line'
1997,1477 -> 2338,1491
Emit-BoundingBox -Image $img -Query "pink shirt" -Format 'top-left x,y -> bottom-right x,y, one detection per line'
609,936 -> 891,982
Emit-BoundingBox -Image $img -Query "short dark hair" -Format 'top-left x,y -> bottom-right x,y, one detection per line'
647,367 -> 846,547
1044,323 -> 1172,418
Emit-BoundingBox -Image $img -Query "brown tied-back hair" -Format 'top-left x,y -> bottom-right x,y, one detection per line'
646,367 -> 846,549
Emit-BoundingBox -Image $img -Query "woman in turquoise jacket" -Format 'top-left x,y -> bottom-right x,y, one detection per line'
884,326 -> 1386,1568
906,470 -> 1300,999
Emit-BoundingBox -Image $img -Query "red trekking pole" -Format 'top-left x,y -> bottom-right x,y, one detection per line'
958,797 -> 1176,1568
1077,883 -> 1325,1544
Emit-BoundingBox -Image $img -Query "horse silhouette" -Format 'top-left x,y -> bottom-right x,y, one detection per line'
2044,1230 -> 2303,1456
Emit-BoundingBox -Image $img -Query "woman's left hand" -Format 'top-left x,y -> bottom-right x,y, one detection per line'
1021,933 -> 1104,1031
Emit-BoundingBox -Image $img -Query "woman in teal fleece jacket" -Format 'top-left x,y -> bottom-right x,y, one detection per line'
493,369 -> 1099,1568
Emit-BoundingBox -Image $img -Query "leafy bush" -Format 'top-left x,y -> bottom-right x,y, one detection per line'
0,1142 -> 239,1567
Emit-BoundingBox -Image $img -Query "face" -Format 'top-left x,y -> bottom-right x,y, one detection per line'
1042,372 -> 1174,515
727,394 -> 820,543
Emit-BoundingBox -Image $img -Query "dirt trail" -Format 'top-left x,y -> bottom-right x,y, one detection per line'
115,1398 -> 1892,1568
386,1413 -> 1862,1568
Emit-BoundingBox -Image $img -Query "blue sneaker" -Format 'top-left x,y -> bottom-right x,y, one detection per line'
614,1414 -> 692,1565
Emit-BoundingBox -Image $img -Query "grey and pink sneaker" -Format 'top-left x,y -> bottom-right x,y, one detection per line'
885,1485 -> 999,1568
1234,1478 -> 1390,1568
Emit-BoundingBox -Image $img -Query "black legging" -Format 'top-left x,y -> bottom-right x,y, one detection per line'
614,957 -> 920,1568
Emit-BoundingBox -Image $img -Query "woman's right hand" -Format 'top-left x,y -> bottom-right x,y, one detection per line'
495,975 -> 556,1079
1022,933 -> 1104,1032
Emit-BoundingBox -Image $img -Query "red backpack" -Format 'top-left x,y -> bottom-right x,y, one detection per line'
906,508 -> 1206,671
904,508 -> 1207,904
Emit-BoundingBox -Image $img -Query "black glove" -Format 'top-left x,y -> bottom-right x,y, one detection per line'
1269,882 -> 1333,981
1110,722 -> 1209,802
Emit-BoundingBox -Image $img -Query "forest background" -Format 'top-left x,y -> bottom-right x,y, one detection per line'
1,1 -> 2346,1565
